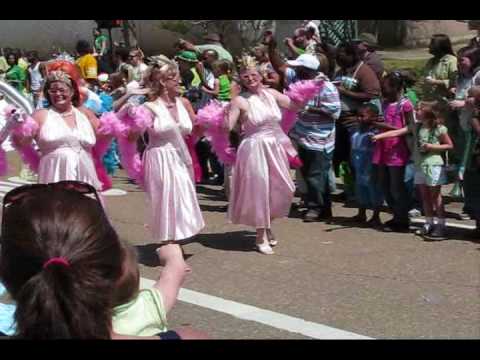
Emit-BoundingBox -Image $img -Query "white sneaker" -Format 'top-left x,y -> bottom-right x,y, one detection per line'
409,209 -> 422,218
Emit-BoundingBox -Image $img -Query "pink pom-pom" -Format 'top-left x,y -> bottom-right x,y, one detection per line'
185,135 -> 202,183
3,105 -> 17,119
0,148 -> 8,176
91,146 -> 112,191
281,109 -> 297,134
98,112 -> 121,136
288,154 -> 303,169
117,105 -> 153,137
197,101 -> 236,165
18,145 -> 40,173
117,137 -> 145,188
13,116 -> 39,138
285,79 -> 323,104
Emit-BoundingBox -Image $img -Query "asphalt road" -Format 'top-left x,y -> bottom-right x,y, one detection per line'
1,153 -> 479,339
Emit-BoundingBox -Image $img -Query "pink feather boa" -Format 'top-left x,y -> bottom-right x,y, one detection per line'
196,101 -> 236,166
11,115 -> 40,173
116,105 -> 153,137
91,112 -> 124,191
115,105 -> 153,187
185,135 -> 202,183
281,79 -> 324,134
0,148 -> 8,176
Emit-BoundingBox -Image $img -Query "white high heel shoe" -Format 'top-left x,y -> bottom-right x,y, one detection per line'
256,242 -> 274,255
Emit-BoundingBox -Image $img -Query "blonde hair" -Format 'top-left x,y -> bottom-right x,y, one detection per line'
145,56 -> 179,99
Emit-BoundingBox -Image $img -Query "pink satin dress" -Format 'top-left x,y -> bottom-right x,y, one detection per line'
228,89 -> 295,228
143,98 -> 205,242
36,107 -> 102,190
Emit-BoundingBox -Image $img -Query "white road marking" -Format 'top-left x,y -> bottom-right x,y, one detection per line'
140,277 -> 372,339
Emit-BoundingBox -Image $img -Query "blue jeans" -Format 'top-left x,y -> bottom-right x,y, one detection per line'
297,146 -> 333,211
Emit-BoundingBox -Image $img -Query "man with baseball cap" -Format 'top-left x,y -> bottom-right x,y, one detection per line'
264,31 -> 341,222
352,33 -> 385,80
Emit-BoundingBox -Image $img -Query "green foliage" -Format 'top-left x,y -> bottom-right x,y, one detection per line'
158,20 -> 192,35
384,58 -> 427,98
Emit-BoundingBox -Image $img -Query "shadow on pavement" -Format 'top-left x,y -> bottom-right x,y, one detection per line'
196,185 -> 227,202
194,231 -> 256,252
200,204 -> 229,213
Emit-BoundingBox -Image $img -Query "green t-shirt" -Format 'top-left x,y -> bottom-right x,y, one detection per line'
218,74 -> 231,101
112,288 -> 168,336
405,88 -> 418,107
416,124 -> 448,166
95,34 -> 108,55
5,65 -> 26,92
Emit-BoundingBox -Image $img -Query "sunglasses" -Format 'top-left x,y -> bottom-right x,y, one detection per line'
2,181 -> 102,235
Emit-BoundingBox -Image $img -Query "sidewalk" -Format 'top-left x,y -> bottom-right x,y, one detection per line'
378,41 -> 470,61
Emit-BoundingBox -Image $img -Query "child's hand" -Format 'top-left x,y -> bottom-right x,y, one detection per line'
370,134 -> 380,142
421,143 -> 433,151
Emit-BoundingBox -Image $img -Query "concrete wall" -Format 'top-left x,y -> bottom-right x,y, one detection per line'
358,20 -> 476,48
0,20 -> 193,58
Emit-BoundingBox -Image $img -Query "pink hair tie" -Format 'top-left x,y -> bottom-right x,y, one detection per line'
43,257 -> 70,269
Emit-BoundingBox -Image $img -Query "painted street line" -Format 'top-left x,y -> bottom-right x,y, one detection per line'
140,277 -> 372,340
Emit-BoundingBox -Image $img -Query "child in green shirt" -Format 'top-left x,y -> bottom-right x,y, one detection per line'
112,242 -> 188,337
213,59 -> 233,102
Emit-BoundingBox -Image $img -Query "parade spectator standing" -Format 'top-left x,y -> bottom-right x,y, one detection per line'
284,28 -> 308,59
176,51 -> 203,109
252,45 -> 281,91
26,51 -> 44,107
373,72 -> 414,232
128,49 -> 148,83
179,33 -> 233,63
353,33 -> 385,81
114,47 -> 134,83
333,42 -> 382,184
75,40 -> 98,85
467,21 -> 480,48
93,28 -> 110,74
463,86 -> 480,236
350,103 -> 384,226
449,47 -> 480,216
422,34 -> 457,102
5,52 -> 27,93
265,32 -> 341,222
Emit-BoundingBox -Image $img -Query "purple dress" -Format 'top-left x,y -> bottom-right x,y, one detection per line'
143,98 -> 205,242
228,89 -> 295,228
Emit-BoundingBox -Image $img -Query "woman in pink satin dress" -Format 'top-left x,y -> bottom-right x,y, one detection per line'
130,60 -> 204,271
13,71 -> 102,190
227,58 -> 303,255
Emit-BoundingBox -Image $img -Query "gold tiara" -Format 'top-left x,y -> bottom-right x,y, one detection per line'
238,54 -> 258,72
46,70 -> 73,87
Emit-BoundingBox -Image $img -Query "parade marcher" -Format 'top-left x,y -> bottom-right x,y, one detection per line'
226,54 -> 306,254
125,57 -> 204,271
11,71 -> 103,193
